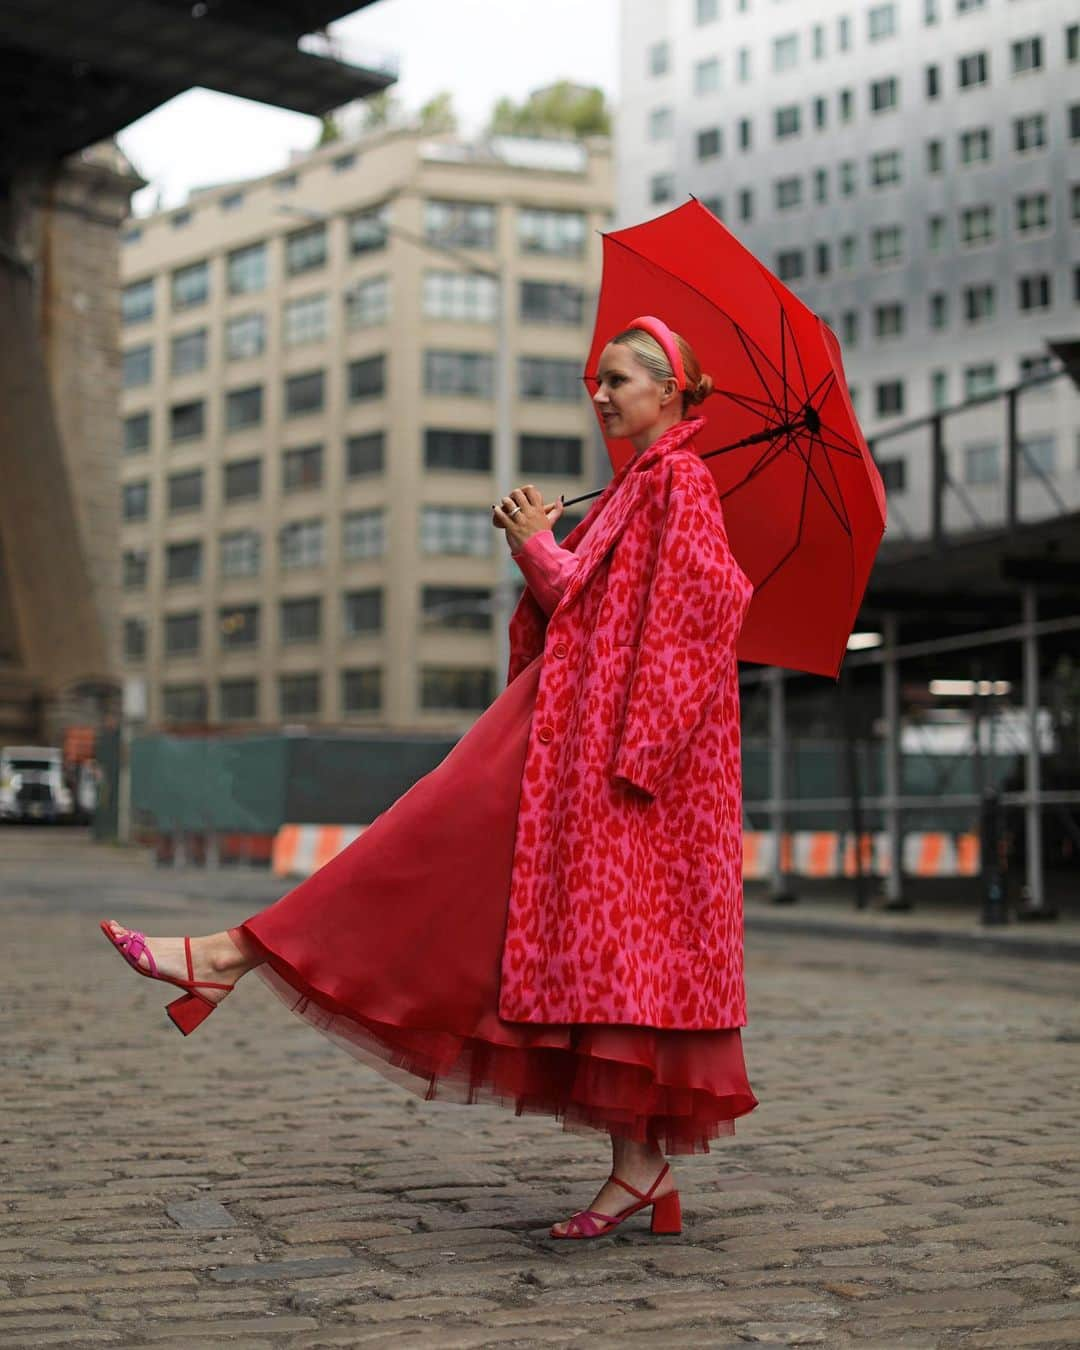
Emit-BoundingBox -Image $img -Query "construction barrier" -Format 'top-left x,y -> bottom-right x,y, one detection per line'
272,823 -> 368,878
742,831 -> 980,880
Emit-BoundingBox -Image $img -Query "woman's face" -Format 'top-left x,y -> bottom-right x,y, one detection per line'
592,342 -> 676,443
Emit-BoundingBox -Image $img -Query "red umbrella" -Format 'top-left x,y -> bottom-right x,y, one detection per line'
576,198 -> 886,680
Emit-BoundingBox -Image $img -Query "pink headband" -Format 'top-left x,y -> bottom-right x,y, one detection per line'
629,315 -> 687,391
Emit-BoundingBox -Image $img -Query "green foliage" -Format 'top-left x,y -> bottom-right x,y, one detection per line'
487,81 -> 611,138
316,114 -> 341,146
418,91 -> 458,133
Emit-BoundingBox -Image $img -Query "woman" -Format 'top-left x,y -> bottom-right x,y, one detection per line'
102,318 -> 757,1241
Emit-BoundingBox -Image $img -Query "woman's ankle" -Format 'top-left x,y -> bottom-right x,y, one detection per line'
207,928 -> 262,977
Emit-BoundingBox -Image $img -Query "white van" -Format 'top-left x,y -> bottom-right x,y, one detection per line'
0,746 -> 74,823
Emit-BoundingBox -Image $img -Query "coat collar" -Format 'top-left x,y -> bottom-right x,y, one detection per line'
552,416 -> 707,617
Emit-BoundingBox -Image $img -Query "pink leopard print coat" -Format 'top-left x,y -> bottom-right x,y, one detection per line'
497,416 -> 755,1030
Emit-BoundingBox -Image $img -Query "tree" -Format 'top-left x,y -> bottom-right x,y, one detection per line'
316,114 -> 341,147
418,91 -> 458,134
487,81 -> 611,139
358,90 -> 401,132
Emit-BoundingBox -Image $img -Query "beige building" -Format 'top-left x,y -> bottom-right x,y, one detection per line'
118,127 -> 613,731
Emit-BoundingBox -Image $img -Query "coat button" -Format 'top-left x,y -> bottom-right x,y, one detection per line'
537,725 -> 555,743
553,642 -> 568,659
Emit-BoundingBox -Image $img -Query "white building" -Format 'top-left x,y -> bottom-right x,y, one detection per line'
618,0 -> 1080,536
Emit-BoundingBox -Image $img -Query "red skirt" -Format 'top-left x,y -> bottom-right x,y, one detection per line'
238,654 -> 758,1155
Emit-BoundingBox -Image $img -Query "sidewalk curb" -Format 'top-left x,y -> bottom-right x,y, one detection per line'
744,907 -> 1080,964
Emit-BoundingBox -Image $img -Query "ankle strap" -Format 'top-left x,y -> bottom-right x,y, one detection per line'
610,1160 -> 669,1203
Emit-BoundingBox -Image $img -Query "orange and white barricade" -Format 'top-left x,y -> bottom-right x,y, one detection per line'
272,823 -> 367,878
742,830 -> 979,879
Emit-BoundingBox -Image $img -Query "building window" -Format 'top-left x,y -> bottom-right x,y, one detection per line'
839,160 -> 857,195
868,4 -> 896,42
342,668 -> 381,713
519,435 -> 583,477
123,617 -> 146,662
219,604 -> 259,649
928,214 -> 946,252
1016,191 -> 1050,234
171,261 -> 208,311
774,176 -> 803,210
838,235 -> 857,269
220,529 -> 261,577
1013,113 -> 1046,153
772,34 -> 799,71
343,509 -> 386,560
122,481 -> 149,522
648,40 -> 670,76
279,674 -> 319,719
924,0 -> 939,24
165,541 -> 202,585
345,275 -> 390,327
343,588 -> 383,637
122,345 -> 153,388
650,172 -> 675,204
219,680 -> 258,721
1017,274 -> 1052,311
838,15 -> 851,49
774,104 -> 801,139
225,384 -> 263,431
421,506 -> 492,557
925,64 -> 940,99
956,0 -> 986,12
696,126 -> 723,159
813,168 -> 828,203
123,412 -> 151,456
225,312 -> 266,361
348,202 -> 391,254
812,23 -> 826,58
285,224 -> 327,275
344,355 -> 384,402
167,469 -> 203,514
1020,435 -> 1055,478
280,597 -> 321,644
738,188 -> 754,221
426,199 -> 496,251
776,250 -> 805,282
1072,184 -> 1080,222
737,117 -> 753,150
871,225 -> 903,264
421,667 -> 494,712
878,459 -> 906,493
346,432 -> 385,478
814,242 -> 831,276
169,399 -> 205,442
519,357 -> 580,401
424,350 -> 493,398
959,127 -> 992,165
122,548 -> 148,589
170,328 -> 207,377
649,106 -> 673,140
869,149 -> 902,187
423,270 -> 497,322
694,57 -> 721,94
170,211 -> 191,230
1067,23 -> 1079,63
840,311 -> 859,345
959,204 -> 995,246
926,138 -> 944,174
964,363 -> 997,400
332,152 -> 356,174
520,280 -> 585,326
695,0 -> 718,22
869,76 -> 899,114
930,369 -> 949,410
163,684 -> 207,722
1019,354 -> 1053,387
425,429 -> 492,472
964,442 -> 999,486
1071,104 -> 1080,142
283,444 -> 323,492
929,292 -> 948,329
223,458 -> 261,503
736,47 -> 751,82
278,518 -> 324,571
220,191 -> 244,212
838,88 -> 854,123
284,370 -> 325,417
958,52 -> 988,89
283,293 -> 328,346
873,302 -> 905,338
963,283 -> 996,323
812,96 -> 827,130
122,279 -> 154,325
1011,36 -> 1043,75
874,380 -> 905,417
227,242 -> 267,295
422,586 -> 492,632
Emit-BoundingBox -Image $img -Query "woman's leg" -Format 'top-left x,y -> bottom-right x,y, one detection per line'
102,921 -> 263,1004
549,1131 -> 677,1236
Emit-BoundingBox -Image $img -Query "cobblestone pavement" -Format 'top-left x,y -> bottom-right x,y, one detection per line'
1,828 -> 1078,1349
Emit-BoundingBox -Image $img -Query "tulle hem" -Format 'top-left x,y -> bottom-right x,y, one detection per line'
248,942 -> 758,1156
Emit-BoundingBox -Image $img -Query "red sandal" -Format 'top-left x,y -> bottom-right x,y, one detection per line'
100,922 -> 234,1035
549,1161 -> 682,1239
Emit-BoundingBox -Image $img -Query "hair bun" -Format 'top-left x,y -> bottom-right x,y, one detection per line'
688,372 -> 714,406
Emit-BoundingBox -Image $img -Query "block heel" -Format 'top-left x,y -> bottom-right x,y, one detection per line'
650,1188 -> 682,1235
166,992 -> 217,1035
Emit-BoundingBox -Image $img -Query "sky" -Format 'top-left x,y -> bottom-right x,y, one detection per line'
117,0 -> 620,214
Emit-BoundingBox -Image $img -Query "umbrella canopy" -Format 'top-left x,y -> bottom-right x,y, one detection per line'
580,198 -> 886,680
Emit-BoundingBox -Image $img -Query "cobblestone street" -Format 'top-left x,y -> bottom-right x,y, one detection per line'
1,829 -> 1078,1349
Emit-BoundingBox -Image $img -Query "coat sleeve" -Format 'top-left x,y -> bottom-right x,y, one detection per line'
511,529 -> 581,618
611,466 -> 752,800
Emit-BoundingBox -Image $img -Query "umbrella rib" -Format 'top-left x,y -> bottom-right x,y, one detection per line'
784,306 -> 813,406
734,325 -> 789,427
808,429 -> 855,535
714,387 -> 792,425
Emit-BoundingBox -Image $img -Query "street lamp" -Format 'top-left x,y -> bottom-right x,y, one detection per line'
274,200 -> 516,706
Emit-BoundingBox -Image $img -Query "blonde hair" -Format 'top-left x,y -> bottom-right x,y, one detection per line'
611,327 -> 715,415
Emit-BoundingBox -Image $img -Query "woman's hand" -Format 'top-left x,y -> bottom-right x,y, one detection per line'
492,485 -> 565,554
